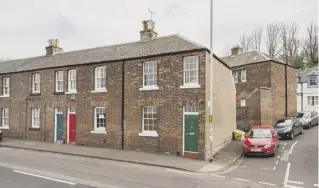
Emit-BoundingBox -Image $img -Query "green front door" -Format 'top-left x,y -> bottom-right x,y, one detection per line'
184,115 -> 199,152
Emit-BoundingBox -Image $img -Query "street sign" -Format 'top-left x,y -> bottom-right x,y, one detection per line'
209,115 -> 213,123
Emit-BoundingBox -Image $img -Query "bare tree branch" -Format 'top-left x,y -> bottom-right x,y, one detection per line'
303,22 -> 318,66
251,28 -> 263,51
239,34 -> 252,51
280,21 -> 300,65
265,22 -> 281,57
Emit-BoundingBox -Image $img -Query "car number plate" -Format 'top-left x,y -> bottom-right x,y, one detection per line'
251,149 -> 261,152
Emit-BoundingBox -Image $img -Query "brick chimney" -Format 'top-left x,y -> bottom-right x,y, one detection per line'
231,45 -> 243,56
140,20 -> 158,42
46,39 -> 63,56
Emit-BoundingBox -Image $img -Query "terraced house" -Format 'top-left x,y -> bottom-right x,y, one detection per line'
221,46 -> 297,131
0,20 -> 236,160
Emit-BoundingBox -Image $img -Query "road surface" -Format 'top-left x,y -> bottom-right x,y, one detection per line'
223,125 -> 318,187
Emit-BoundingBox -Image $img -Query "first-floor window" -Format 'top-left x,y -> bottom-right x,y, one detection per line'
1,108 -> 9,128
94,107 -> 106,131
142,106 -> 157,132
31,108 -> 40,128
307,96 -> 318,106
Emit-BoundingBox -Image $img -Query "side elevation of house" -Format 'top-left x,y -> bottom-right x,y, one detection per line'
0,20 -> 236,160
221,46 -> 297,130
297,67 -> 319,112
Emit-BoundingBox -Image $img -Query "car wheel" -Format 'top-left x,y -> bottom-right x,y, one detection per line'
290,131 -> 294,140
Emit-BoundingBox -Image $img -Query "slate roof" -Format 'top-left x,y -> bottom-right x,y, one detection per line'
297,67 -> 319,82
0,34 -> 209,74
221,50 -> 286,68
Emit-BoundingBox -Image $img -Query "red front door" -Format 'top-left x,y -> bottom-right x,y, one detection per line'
69,114 -> 76,143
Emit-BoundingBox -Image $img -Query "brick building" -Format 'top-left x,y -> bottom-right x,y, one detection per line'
0,20 -> 236,160
221,46 -> 297,131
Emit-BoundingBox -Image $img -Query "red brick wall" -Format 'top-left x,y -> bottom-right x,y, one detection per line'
123,51 -> 207,158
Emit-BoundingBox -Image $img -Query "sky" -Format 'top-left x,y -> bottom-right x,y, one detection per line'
0,0 -> 318,60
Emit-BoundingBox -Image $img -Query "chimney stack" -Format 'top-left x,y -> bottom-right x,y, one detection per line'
46,39 -> 63,56
140,20 -> 158,42
231,45 -> 243,56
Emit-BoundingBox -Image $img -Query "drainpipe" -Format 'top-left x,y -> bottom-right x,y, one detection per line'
285,64 -> 288,117
120,61 -> 125,150
44,102 -> 47,142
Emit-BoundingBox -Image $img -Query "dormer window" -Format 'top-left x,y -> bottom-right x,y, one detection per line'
309,76 -> 317,87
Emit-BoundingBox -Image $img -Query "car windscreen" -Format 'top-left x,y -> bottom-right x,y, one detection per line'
274,119 -> 292,128
248,129 -> 272,138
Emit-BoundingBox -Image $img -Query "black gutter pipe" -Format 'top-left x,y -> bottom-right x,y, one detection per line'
120,61 -> 125,150
285,64 -> 288,117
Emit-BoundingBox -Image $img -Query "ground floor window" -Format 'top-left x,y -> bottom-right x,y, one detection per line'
31,108 -> 40,128
0,108 -> 9,128
142,106 -> 157,132
307,96 -> 318,106
94,107 -> 106,131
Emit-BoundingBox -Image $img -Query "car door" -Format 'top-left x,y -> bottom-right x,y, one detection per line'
311,112 -> 318,126
293,119 -> 301,133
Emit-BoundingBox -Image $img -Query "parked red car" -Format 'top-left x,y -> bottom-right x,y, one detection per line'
243,126 -> 279,157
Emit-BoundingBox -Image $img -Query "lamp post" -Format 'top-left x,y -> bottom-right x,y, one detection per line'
297,75 -> 304,111
209,0 -> 214,162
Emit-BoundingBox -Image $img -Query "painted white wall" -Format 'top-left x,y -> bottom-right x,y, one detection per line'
296,82 -> 319,112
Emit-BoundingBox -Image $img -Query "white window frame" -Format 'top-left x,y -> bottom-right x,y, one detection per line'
31,108 -> 40,128
307,96 -> 318,106
1,108 -> 9,129
2,77 -> 10,96
240,99 -> 246,107
180,56 -> 200,89
32,73 -> 41,93
233,71 -> 238,83
67,69 -> 77,93
139,61 -> 159,91
55,71 -> 64,92
241,70 -> 247,82
139,106 -> 158,137
91,107 -> 106,134
309,76 -> 317,87
92,66 -> 107,93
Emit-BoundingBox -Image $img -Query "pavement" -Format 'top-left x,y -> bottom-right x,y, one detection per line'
0,137 -> 243,174
0,145 -> 274,188
218,125 -> 319,188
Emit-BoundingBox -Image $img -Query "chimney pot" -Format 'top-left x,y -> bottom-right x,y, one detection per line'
231,45 -> 243,56
46,39 -> 63,56
140,20 -> 158,42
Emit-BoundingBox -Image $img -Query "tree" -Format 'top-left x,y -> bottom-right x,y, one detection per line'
303,22 -> 318,67
239,34 -> 252,52
251,28 -> 263,51
280,22 -> 300,65
265,22 -> 281,57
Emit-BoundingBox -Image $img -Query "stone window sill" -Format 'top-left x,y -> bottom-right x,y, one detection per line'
139,86 -> 159,91
0,95 -> 10,98
0,126 -> 9,130
180,84 -> 200,89
139,131 -> 159,137
65,91 -> 78,94
91,130 -> 107,134
91,89 -> 107,93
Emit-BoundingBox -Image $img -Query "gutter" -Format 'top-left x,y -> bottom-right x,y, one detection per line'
120,61 -> 125,150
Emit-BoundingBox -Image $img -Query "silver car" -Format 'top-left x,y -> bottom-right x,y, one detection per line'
295,111 -> 318,129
